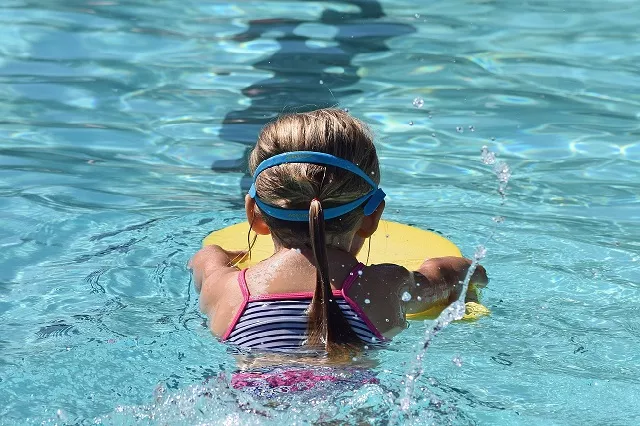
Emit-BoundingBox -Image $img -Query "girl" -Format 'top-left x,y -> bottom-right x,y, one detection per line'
190,108 -> 487,376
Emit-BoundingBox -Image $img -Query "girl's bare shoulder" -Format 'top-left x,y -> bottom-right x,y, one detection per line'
364,263 -> 411,280
359,263 -> 412,294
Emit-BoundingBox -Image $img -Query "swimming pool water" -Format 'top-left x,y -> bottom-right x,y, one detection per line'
1,0 -> 639,424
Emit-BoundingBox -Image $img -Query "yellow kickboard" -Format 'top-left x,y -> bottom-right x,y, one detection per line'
203,220 -> 489,321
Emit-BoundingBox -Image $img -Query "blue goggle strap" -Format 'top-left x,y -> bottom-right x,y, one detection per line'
251,151 -> 378,189
248,151 -> 385,221
254,188 -> 386,221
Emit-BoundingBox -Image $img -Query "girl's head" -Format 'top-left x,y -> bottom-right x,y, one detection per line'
246,108 -> 383,249
245,108 -> 385,358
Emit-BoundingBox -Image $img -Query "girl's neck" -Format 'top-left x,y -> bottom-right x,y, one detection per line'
271,232 -> 356,253
265,244 -> 360,280
271,235 -> 358,267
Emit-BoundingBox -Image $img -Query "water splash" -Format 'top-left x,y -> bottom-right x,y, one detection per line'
83,373 -> 400,426
90,376 -> 270,426
391,145 -> 511,424
393,245 -> 486,422
481,145 -> 511,203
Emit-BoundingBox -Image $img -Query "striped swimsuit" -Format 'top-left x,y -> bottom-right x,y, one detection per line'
222,263 -> 386,350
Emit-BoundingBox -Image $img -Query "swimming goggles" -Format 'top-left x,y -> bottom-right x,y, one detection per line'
248,151 -> 386,221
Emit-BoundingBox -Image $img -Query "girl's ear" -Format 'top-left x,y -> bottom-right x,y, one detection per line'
245,195 -> 271,235
356,200 -> 385,238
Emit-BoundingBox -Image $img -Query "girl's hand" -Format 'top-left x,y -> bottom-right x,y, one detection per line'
404,256 -> 488,313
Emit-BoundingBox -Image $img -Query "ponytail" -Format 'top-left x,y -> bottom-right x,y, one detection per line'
307,199 -> 361,357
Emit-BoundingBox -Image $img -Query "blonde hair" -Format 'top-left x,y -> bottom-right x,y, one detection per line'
248,108 -> 380,357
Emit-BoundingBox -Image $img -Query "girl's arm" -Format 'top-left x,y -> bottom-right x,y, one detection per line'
403,256 -> 488,315
189,245 -> 244,310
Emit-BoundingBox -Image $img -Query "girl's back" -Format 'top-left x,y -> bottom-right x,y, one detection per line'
200,247 -> 409,348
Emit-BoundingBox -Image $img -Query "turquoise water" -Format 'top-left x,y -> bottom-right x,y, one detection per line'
1,0 -> 639,424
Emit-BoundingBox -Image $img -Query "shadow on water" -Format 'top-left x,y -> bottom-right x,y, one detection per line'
213,0 -> 415,189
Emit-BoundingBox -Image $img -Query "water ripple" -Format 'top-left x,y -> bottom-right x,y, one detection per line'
1,0 -> 640,424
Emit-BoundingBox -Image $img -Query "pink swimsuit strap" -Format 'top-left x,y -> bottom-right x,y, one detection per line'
337,263 -> 386,341
222,262 -> 386,341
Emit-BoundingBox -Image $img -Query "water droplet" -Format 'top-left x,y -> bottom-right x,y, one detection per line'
357,270 -> 363,276
495,161 -> 511,183
409,121 -> 414,126
412,97 -> 424,108
452,355 -> 463,367
352,356 -> 358,361
56,409 -> 67,421
386,318 -> 390,322
343,108 -> 349,112
417,296 -> 422,301
428,114 -> 432,119
364,298 -> 371,304
475,245 -> 487,260
456,126 -> 463,133
401,291 -> 412,302
491,137 -> 496,141
414,13 -> 420,18
153,384 -> 167,402
319,79 -> 324,85
481,145 -> 496,165
431,133 -> 436,137
492,216 -> 505,223
468,125 -> 475,132
364,345 -> 369,350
